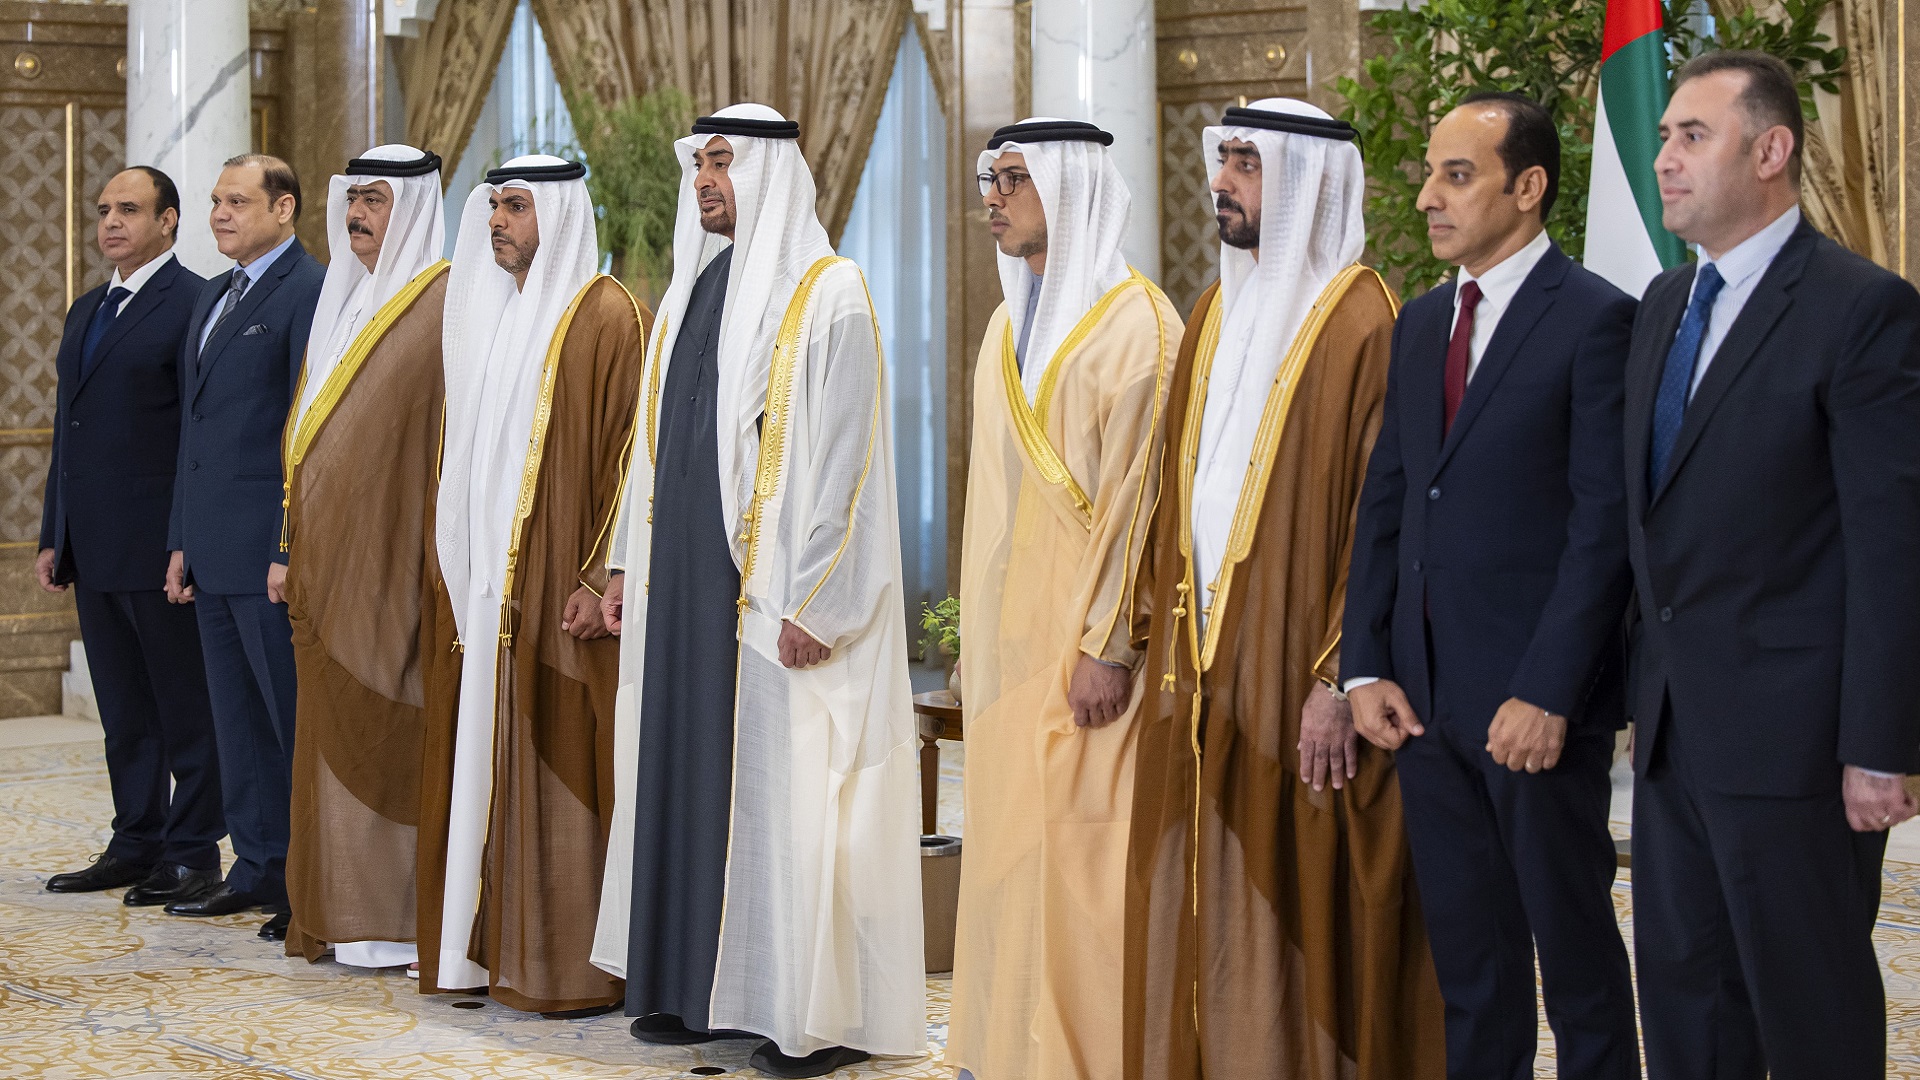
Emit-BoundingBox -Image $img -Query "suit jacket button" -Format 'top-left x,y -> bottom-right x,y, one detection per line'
1427,486 -> 1441,500
1412,559 -> 1422,573
69,420 -> 79,428
1659,607 -> 1673,622
192,413 -> 203,422
188,461 -> 199,471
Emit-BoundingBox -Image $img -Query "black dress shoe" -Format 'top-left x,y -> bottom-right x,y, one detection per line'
749,1041 -> 870,1078
629,1013 -> 758,1045
123,863 -> 221,907
257,912 -> 290,941
46,853 -> 154,893
165,882 -> 259,917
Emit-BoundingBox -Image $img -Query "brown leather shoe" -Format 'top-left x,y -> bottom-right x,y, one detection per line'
123,863 -> 221,907
46,853 -> 153,893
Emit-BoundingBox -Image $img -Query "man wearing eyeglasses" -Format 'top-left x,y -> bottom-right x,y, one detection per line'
948,118 -> 1182,1080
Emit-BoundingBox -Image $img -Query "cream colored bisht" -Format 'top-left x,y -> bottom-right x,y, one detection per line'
592,103 -> 925,1059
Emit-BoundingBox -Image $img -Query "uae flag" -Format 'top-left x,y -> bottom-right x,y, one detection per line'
1584,0 -> 1688,296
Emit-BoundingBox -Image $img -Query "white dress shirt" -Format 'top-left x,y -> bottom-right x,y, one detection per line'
1452,227 -> 1552,381
1684,205 -> 1800,398
104,249 -> 176,316
1342,228 -> 1552,695
199,232 -> 299,353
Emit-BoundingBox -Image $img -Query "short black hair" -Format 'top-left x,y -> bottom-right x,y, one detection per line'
122,165 -> 180,218
1672,49 -> 1804,183
222,153 -> 303,220
1459,90 -> 1561,220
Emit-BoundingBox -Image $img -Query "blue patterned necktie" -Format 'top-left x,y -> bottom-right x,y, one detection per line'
197,268 -> 250,375
1648,263 -> 1726,496
79,286 -> 131,380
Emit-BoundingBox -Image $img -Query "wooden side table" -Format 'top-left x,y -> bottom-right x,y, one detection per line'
912,690 -> 964,836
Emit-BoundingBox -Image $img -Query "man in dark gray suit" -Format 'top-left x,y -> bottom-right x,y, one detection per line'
39,166 -> 223,908
1627,51 -> 1920,1079
161,154 -> 324,945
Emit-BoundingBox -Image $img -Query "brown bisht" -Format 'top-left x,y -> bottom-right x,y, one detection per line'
415,276 -> 649,1013
1124,268 -> 1447,1079
283,262 -> 449,964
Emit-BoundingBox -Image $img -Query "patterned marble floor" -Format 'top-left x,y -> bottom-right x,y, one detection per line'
5,722 -> 1920,1078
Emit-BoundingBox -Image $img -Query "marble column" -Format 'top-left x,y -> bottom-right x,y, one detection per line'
126,0 -> 253,276
1031,0 -> 1161,279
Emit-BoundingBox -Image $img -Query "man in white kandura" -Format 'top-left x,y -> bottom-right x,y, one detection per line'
592,103 -> 924,1079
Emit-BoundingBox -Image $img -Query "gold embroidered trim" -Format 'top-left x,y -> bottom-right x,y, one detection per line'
642,312 -> 669,468
1078,276 -> 1174,661
279,260 -> 451,552
1177,264 -> 1394,673
581,278 -> 646,583
739,256 -> 847,590
497,275 -> 602,645
790,264 -> 884,625
996,270 -> 1151,526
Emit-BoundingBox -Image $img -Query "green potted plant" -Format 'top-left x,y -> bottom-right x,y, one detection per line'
920,595 -> 961,703
560,87 -> 695,306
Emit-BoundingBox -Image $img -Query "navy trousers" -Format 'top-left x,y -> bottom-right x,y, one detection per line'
194,590 -> 297,906
74,583 -> 223,871
1634,717 -> 1886,1080
1394,689 -> 1638,1080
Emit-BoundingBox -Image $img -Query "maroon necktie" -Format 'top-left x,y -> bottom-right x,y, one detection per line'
1443,280 -> 1483,436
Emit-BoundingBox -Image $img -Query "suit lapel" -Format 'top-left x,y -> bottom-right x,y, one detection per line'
74,264 -> 176,398
1432,245 -> 1569,476
193,239 -> 301,399
1625,269 -> 1688,520
1650,224 -> 1814,508
1405,283 -> 1452,481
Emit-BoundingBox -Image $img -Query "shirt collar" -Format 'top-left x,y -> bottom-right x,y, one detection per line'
1700,205 -> 1800,293
234,233 -> 298,284
109,249 -> 176,295
1457,227 -> 1551,304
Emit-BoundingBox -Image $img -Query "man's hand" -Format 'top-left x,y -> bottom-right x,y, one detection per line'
779,620 -> 830,669
560,585 -> 610,640
1843,765 -> 1919,832
1068,655 -> 1132,729
601,573 -> 624,636
165,550 -> 195,604
1349,679 -> 1424,751
34,548 -> 64,593
1299,684 -> 1359,791
265,562 -> 288,604
1486,697 -> 1566,773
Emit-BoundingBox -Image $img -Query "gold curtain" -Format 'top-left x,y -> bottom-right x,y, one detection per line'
527,0 -> 912,244
1713,0 -> 1893,266
394,0 -> 521,183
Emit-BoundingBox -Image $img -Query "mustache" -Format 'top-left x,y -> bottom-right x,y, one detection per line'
347,221 -> 373,236
1215,194 -> 1244,216
987,209 -> 1009,225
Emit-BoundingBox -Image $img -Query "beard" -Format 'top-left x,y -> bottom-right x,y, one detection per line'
1215,196 -> 1260,250
491,234 -> 536,277
700,202 -> 736,235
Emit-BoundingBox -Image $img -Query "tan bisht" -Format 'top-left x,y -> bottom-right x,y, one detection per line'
283,264 -> 448,963
951,121 -> 1181,1080
416,156 -> 648,1014
283,145 -> 451,968
1125,99 -> 1443,1080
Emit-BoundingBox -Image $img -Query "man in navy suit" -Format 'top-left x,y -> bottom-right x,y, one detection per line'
39,166 -> 223,909
1342,93 -> 1640,1080
161,154 -> 324,944
1626,52 -> 1920,1080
